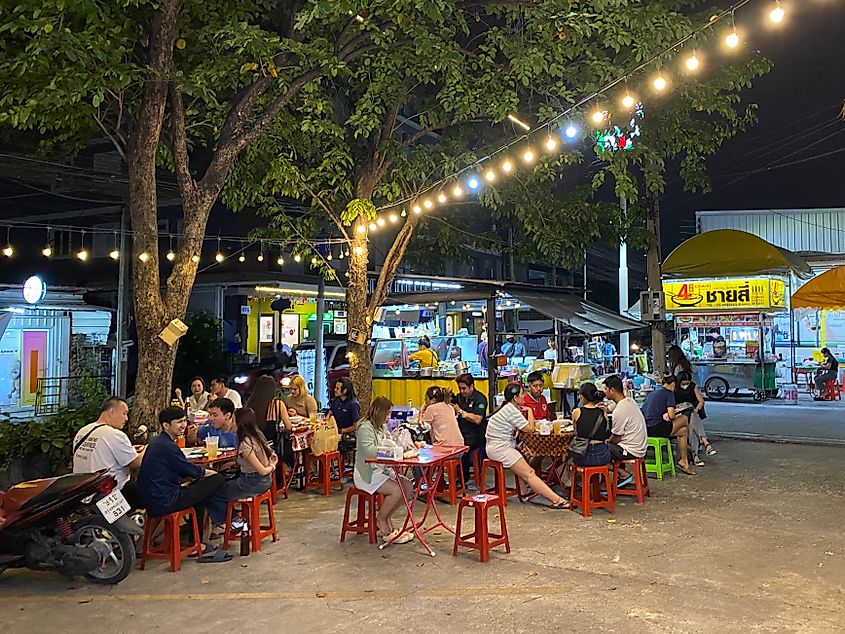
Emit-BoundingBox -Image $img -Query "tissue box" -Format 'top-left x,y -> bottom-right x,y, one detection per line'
376,444 -> 403,460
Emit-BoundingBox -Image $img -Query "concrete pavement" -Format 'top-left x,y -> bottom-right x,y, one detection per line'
0,440 -> 843,633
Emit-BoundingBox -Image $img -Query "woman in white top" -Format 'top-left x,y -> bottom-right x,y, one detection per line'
486,383 -> 568,509
175,376 -> 210,417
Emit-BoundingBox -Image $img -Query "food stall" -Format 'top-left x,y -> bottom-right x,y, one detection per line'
662,230 -> 814,401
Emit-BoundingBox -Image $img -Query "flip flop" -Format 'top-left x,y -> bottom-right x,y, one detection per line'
617,475 -> 635,488
188,542 -> 215,558
393,531 -> 415,544
531,498 -> 570,509
676,464 -> 696,476
197,547 -> 233,563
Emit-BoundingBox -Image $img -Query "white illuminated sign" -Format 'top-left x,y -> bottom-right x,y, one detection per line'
22,276 -> 46,305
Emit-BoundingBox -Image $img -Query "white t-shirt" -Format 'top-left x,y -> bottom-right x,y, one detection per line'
224,388 -> 243,409
543,348 -> 557,360
486,402 -> 529,444
610,397 -> 648,458
72,422 -> 138,489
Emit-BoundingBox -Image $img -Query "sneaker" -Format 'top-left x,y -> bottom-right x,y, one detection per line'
706,445 -> 718,456
693,455 -> 705,467
230,517 -> 246,532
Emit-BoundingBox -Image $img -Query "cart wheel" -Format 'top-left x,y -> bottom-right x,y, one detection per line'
753,391 -> 763,402
704,376 -> 729,401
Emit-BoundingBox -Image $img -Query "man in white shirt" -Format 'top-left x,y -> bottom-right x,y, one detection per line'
210,376 -> 242,409
73,396 -> 145,508
543,337 -> 557,361
603,375 -> 647,486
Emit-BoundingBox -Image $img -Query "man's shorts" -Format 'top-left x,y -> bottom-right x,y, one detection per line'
647,420 -> 673,438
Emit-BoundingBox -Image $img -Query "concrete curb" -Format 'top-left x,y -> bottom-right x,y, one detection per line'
709,430 -> 845,447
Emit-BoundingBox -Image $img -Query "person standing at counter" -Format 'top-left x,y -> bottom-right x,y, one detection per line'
408,336 -> 439,368
453,373 -> 488,488
543,337 -> 557,361
501,335 -> 526,360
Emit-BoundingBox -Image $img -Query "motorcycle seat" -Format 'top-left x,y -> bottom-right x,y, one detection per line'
1,472 -> 103,513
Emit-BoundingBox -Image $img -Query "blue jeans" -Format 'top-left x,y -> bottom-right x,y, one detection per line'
207,473 -> 272,525
572,442 -> 611,467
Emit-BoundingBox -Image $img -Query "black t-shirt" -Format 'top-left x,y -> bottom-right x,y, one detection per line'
455,389 -> 488,439
828,356 -> 839,373
575,406 -> 610,440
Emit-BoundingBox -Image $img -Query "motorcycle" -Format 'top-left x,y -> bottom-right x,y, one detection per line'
0,470 -> 136,585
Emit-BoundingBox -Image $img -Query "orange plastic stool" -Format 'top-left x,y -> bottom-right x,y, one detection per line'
470,448 -> 484,490
823,380 -> 841,401
270,473 -> 279,503
453,493 -> 510,563
340,487 -> 384,544
305,450 -> 344,496
434,458 -> 466,505
612,458 -> 650,505
569,463 -> 615,518
139,507 -> 202,572
222,489 -> 278,552
481,459 -> 521,506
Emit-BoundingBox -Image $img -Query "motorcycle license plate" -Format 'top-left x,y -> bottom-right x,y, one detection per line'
96,490 -> 130,524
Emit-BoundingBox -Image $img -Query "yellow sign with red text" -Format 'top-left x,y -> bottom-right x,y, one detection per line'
663,278 -> 786,312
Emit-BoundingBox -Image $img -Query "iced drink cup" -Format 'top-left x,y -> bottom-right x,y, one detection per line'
205,436 -> 219,460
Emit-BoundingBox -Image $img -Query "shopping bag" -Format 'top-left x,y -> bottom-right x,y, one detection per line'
311,424 -> 340,456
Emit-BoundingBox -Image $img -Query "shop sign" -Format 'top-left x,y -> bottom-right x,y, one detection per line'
22,276 -> 47,305
240,305 -> 251,315
663,278 -> 785,311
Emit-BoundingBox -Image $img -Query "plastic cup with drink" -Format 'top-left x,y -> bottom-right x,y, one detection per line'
205,436 -> 219,460
176,435 -> 186,448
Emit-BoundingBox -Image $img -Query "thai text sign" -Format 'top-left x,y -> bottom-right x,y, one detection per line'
663,278 -> 786,311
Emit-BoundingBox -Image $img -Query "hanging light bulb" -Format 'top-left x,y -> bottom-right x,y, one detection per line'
545,135 -> 558,151
622,93 -> 635,109
215,252 -> 224,263
110,249 -> 121,260
467,177 -> 480,190
293,253 -> 302,263
353,246 -> 363,256
139,252 -> 150,263
42,245 -> 53,258
437,193 -> 447,204
257,252 -> 264,262
369,222 -> 377,231
2,244 -> 13,257
502,159 -> 513,173
685,50 -> 700,71
277,255 -> 285,266
565,124 -> 578,139
725,29 -> 740,48
191,254 -> 200,263
591,110 -> 606,125
412,204 -> 422,214
522,148 -> 535,163
166,250 -> 175,261
769,1 -> 784,24
311,256 -> 318,265
389,213 -> 399,223
339,250 -> 345,260
653,74 -> 667,91
77,249 -> 89,261
423,199 -> 433,209
356,224 -> 366,234
400,209 -> 407,217
327,252 -> 333,261
238,254 -> 246,263
484,169 -> 495,182
452,184 -> 463,198
376,217 -> 386,227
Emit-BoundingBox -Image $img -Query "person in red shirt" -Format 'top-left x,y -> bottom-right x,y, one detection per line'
522,371 -> 551,421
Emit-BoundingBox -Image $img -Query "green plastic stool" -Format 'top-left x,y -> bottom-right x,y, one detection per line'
645,437 -> 676,479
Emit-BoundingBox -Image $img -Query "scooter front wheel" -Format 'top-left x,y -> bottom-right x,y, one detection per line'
71,515 -> 135,585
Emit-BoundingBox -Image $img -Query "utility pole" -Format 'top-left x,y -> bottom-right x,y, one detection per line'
114,206 -> 130,397
646,189 -> 666,374
314,274 -> 326,407
618,196 -> 629,372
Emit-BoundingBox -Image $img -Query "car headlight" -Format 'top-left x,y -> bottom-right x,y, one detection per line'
233,375 -> 248,385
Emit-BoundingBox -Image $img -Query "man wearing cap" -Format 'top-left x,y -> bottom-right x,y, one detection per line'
138,408 -> 228,545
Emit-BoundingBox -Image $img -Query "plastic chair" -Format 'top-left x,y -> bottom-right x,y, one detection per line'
340,487 -> 384,544
433,458 -> 466,506
481,459 -> 522,506
644,437 -> 676,479
612,458 -> 650,505
222,488 -> 278,552
139,508 -> 202,572
305,450 -> 344,496
569,464 -> 615,518
453,493 -> 510,563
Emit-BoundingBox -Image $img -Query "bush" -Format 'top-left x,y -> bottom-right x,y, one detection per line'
0,377 -> 107,475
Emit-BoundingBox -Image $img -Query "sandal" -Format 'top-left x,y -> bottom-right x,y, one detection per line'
706,445 -> 718,456
381,528 -> 401,544
197,547 -> 233,564
392,531 -> 415,544
676,463 -> 696,476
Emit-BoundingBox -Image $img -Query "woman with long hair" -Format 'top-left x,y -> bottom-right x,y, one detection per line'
485,383 -> 568,509
420,385 -> 463,447
569,383 -> 611,467
666,345 -> 693,378
354,396 -> 415,544
674,370 -> 716,466
207,407 -> 278,533
285,374 -> 318,418
247,374 -> 292,467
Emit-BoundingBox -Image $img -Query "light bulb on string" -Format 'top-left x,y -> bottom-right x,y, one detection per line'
653,74 -> 667,91
238,254 -> 246,263
413,204 -> 422,214
591,109 -> 607,126
621,92 -> 635,109
769,1 -> 784,24
311,256 -> 318,265
42,245 -> 53,258
2,228 -> 12,257
191,254 -> 200,263
389,213 -> 399,223
544,135 -> 558,151
327,252 -> 333,261
77,230 -> 89,261
437,193 -> 447,204
257,252 -> 264,262
376,217 -> 385,227
467,176 -> 480,190
452,184 -> 463,198
214,237 -> 224,262
110,249 -> 120,260
139,252 -> 150,263
484,169 -> 495,182
165,233 -> 174,262
338,250 -> 344,260
356,224 -> 366,235
369,222 -> 377,231
522,148 -> 535,163
353,246 -> 363,256
685,50 -> 700,71
277,255 -> 285,266
400,209 -> 407,217
293,253 -> 302,263
725,29 -> 740,48
502,158 -> 513,173
423,199 -> 433,209
565,124 -> 578,140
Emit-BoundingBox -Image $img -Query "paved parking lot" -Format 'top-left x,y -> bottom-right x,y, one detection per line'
1,439 -> 843,633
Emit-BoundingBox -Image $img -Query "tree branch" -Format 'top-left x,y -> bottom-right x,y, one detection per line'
299,179 -> 350,242
168,81 -> 195,200
369,216 -> 420,313
93,111 -> 127,162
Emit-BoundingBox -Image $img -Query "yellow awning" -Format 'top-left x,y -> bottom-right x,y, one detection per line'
792,266 -> 845,310
663,230 -> 812,279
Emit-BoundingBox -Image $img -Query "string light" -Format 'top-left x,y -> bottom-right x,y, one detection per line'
42,245 -> 52,258
356,224 -> 366,234
467,177 -> 480,190
653,74 -> 667,91
544,135 -> 558,151
110,248 -> 120,260
423,199 -> 433,209
565,125 -> 578,139
502,159 -> 513,173
353,246 -> 363,256
413,204 -> 422,214
165,234 -> 174,261
376,217 -> 386,227
622,93 -> 635,109
139,252 -> 150,263
452,184 -> 463,198
311,256 -> 318,265
238,254 -> 246,262
215,237 -> 224,262
725,29 -> 740,48
591,110 -> 606,125
369,221 -> 377,231
685,50 -> 700,71
3,228 -> 12,257
437,193 -> 447,204
77,230 -> 88,261
521,148 -> 535,163
277,255 -> 285,266
389,213 -> 399,223
191,254 -> 200,263
327,252 -> 333,261
769,1 -> 784,24
484,169 -> 495,182
293,253 -> 302,263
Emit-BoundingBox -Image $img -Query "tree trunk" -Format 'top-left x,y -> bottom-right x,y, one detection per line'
646,189 -> 666,374
347,216 -> 373,411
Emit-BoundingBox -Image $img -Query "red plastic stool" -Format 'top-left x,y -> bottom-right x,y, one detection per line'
270,473 -> 279,503
569,463 -> 615,518
481,459 -> 522,506
305,450 -> 344,496
453,493 -> 510,562
470,448 -> 484,490
139,507 -> 202,572
434,458 -> 466,505
222,488 -> 278,552
612,458 -> 650,505
823,379 -> 841,401
340,487 -> 384,544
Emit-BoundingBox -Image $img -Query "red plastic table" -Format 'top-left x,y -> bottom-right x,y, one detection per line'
367,444 -> 466,557
187,448 -> 237,467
